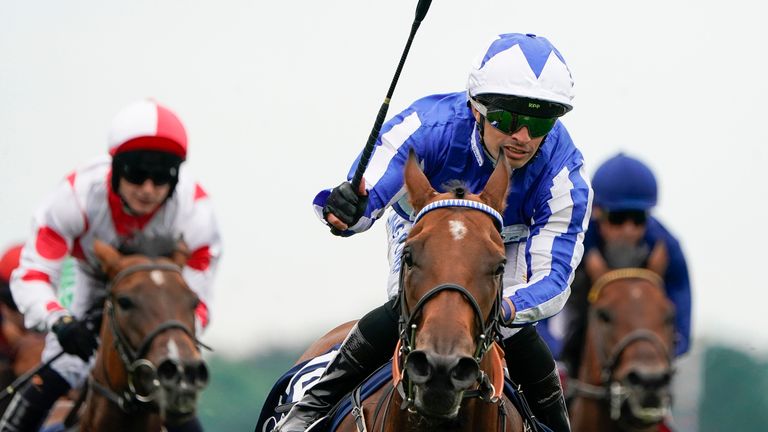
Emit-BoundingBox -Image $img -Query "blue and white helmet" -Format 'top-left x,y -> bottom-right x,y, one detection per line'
467,33 -> 574,117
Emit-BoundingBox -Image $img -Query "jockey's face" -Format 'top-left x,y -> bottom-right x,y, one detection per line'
594,207 -> 647,246
472,106 -> 545,169
118,177 -> 171,215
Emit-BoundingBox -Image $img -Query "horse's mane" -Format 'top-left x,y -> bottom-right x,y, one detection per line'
440,180 -> 470,199
117,233 -> 180,258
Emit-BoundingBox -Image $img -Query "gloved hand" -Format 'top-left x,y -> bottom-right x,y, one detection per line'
322,181 -> 368,236
52,315 -> 98,361
501,297 -> 516,326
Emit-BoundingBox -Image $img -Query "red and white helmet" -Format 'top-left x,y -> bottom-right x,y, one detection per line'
108,99 -> 188,160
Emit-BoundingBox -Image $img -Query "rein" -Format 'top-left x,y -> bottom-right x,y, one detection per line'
394,198 -> 506,413
570,268 -> 673,422
91,262 -> 210,413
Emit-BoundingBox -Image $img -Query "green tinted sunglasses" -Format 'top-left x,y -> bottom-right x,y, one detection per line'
471,98 -> 557,138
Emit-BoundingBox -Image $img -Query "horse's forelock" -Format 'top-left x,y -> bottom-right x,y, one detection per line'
440,180 -> 471,199
118,233 -> 180,258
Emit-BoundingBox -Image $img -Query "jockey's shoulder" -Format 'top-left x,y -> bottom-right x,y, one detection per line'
645,216 -> 682,246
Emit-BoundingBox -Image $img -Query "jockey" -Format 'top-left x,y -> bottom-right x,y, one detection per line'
1,100 -> 222,432
553,153 -> 692,378
275,33 -> 591,432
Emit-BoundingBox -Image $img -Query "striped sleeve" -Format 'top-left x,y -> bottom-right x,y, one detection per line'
312,110 -> 424,235
504,163 -> 593,325
11,178 -> 86,330
178,185 -> 222,332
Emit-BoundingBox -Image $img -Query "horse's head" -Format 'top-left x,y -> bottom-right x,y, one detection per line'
92,239 -> 209,424
586,269 -> 675,427
397,150 -> 509,419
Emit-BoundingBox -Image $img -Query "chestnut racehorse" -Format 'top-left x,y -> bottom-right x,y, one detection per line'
76,240 -> 210,431
568,268 -> 675,432
287,151 -> 527,432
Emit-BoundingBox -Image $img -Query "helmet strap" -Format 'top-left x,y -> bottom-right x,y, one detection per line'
476,115 -> 500,166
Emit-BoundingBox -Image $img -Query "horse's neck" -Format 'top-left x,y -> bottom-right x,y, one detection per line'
81,391 -> 163,432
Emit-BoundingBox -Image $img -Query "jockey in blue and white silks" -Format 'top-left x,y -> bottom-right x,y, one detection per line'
278,33 -> 588,432
312,90 -> 592,329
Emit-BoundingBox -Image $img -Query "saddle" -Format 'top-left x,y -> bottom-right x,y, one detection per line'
255,346 -> 551,432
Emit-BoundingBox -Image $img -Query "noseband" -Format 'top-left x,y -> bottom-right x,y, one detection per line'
570,268 -> 674,422
396,199 -> 505,410
90,262 -> 210,413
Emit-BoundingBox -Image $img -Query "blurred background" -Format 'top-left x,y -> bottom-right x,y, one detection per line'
1,0 -> 766,430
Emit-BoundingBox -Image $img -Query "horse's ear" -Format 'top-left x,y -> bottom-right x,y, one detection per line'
479,151 -> 510,213
647,241 -> 669,277
585,248 -> 609,282
93,239 -> 122,277
171,239 -> 190,268
404,148 -> 436,213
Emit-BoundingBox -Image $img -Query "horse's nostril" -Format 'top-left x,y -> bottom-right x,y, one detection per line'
158,359 -> 182,385
626,370 -> 642,386
193,361 -> 209,388
626,368 -> 673,389
405,351 -> 431,384
450,357 -> 480,389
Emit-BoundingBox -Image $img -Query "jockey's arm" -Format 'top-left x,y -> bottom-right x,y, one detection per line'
11,180 -> 85,331
665,239 -> 692,356
177,186 -> 222,334
502,163 -> 592,326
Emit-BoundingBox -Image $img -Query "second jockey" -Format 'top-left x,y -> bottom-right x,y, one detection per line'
1,100 -> 222,432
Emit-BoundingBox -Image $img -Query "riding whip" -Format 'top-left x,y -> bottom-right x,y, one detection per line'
350,0 -> 433,191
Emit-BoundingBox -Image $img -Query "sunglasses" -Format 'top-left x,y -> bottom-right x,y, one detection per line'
122,165 -> 177,186
604,210 -> 647,226
471,98 -> 557,137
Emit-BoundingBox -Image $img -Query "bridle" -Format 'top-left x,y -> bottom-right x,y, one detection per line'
394,199 -> 506,411
569,268 -> 674,424
90,262 -> 210,413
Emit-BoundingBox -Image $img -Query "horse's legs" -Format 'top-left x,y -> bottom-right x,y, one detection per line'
0,366 -> 70,432
274,299 -> 399,432
503,326 -> 571,432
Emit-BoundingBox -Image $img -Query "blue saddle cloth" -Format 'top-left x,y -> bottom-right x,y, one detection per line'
255,351 -> 551,432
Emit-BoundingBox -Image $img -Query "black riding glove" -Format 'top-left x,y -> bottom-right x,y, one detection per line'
322,181 -> 368,235
52,315 -> 98,362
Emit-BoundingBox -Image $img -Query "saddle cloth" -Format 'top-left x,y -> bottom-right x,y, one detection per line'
255,346 -> 551,432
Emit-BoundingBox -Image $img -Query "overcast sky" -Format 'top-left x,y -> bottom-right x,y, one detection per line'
1,0 -> 766,358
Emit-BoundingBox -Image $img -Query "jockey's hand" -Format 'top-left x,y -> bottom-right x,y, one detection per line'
52,315 -> 98,361
323,180 -> 368,236
501,297 -> 516,325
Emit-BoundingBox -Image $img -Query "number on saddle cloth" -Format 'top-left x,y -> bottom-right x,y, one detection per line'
255,347 -> 340,432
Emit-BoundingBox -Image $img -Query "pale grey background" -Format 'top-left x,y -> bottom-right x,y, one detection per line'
1,0 -> 765,358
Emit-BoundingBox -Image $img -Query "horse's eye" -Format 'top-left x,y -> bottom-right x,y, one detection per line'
664,313 -> 675,327
494,260 -> 507,276
116,296 -> 135,311
596,308 -> 612,323
402,247 -> 414,268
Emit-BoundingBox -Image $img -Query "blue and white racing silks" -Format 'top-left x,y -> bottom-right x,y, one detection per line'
313,91 -> 593,326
